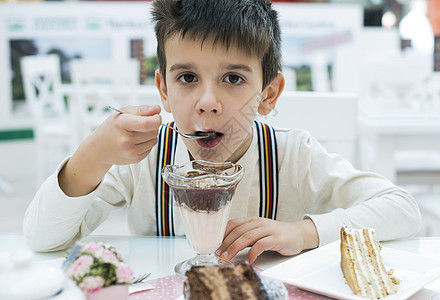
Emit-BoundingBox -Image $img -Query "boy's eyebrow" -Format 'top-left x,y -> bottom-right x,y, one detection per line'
224,64 -> 253,73
168,63 -> 253,73
169,63 -> 194,72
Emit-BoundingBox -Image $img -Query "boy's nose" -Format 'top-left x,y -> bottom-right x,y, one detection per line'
196,86 -> 222,115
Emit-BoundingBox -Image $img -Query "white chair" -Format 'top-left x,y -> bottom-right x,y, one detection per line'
257,91 -> 359,165
21,54 -> 78,184
360,56 -> 440,188
395,151 -> 440,188
70,59 -> 141,141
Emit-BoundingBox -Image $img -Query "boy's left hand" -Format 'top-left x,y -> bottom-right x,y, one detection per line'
216,217 -> 319,264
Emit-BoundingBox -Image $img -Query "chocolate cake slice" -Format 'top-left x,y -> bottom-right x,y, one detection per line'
184,264 -> 269,300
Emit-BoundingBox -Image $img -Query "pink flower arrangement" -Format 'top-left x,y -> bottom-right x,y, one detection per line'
66,241 -> 134,294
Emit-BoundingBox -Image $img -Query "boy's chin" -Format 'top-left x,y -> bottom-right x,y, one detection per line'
190,151 -> 227,163
187,146 -> 229,163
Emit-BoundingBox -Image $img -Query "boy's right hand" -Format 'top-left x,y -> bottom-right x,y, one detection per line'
59,105 -> 161,197
91,105 -> 162,166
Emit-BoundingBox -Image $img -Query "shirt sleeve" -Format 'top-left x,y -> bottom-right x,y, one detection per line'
296,132 -> 422,246
23,157 -> 133,252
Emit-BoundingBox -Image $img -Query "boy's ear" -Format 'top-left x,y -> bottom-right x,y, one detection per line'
258,73 -> 285,116
155,69 -> 171,113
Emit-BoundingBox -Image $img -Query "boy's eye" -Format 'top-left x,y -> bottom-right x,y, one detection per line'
224,74 -> 243,84
178,73 -> 197,83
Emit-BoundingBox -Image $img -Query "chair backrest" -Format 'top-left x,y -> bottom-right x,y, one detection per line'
70,59 -> 140,139
359,52 -> 432,107
257,91 -> 359,164
21,54 -> 66,130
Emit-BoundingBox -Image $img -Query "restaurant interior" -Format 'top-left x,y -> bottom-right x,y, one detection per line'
0,0 -> 439,234
0,0 -> 440,299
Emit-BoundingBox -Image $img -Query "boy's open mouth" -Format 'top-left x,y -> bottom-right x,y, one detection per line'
195,131 -> 223,148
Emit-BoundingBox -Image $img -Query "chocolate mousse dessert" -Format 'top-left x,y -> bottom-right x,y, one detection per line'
162,160 -> 244,275
172,185 -> 234,212
167,161 -> 242,212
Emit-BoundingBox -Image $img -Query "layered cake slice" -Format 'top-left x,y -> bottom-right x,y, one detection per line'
340,227 -> 400,299
184,263 -> 287,300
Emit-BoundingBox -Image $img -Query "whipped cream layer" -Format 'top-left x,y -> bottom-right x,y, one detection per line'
178,201 -> 232,254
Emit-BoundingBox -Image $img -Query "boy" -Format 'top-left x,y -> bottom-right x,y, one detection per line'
24,0 -> 421,264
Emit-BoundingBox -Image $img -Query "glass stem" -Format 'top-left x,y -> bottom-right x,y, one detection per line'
194,253 -> 216,265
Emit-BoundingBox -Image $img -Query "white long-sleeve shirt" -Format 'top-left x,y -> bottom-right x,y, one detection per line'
23,124 -> 421,252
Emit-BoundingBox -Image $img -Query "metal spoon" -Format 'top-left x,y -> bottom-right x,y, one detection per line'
108,106 -> 217,140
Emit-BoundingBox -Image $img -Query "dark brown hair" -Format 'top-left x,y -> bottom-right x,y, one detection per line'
151,0 -> 282,89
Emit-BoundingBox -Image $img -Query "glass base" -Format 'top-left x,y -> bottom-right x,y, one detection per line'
175,254 -> 232,277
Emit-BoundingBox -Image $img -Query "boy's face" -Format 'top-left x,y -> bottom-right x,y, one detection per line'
156,35 -> 272,162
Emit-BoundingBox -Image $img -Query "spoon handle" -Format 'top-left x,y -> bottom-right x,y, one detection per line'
108,106 -> 124,114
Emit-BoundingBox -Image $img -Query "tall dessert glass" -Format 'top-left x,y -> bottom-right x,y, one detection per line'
162,160 -> 244,276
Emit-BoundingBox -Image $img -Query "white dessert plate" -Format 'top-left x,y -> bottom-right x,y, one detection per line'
261,240 -> 440,300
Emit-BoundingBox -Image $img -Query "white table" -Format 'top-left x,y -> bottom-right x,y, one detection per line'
1,234 -> 440,299
358,114 -> 440,183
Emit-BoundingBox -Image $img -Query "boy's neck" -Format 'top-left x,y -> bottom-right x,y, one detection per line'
226,129 -> 253,163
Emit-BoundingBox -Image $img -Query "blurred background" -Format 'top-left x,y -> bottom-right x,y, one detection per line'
0,0 -> 439,236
